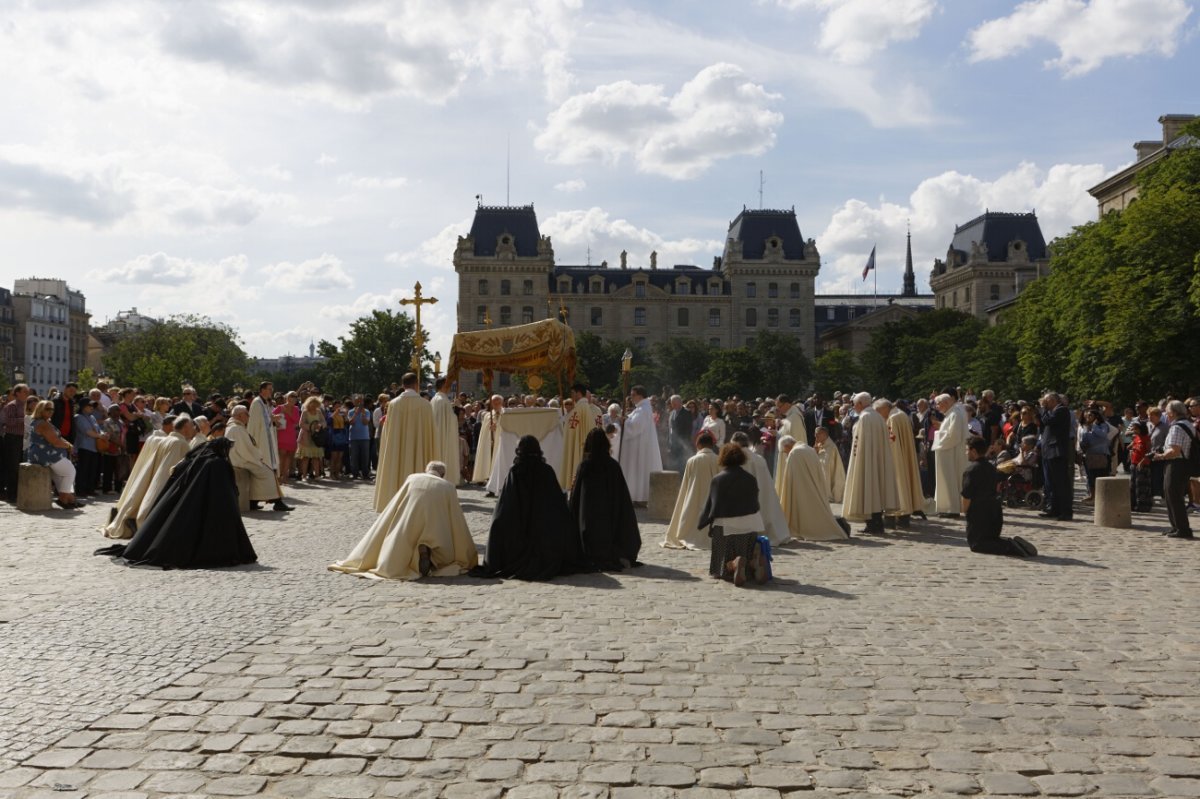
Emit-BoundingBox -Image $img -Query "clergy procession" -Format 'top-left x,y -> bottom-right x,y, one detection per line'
19,369 -> 1200,583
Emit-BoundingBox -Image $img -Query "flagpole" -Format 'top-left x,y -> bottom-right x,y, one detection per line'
874,255 -> 878,308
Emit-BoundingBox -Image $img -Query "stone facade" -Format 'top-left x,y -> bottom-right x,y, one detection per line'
13,278 -> 89,393
1089,114 -> 1197,216
930,212 -> 1049,321
819,302 -> 925,355
453,204 -> 821,393
0,288 -> 14,384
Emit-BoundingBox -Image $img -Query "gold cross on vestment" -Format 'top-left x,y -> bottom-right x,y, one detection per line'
399,281 -> 438,372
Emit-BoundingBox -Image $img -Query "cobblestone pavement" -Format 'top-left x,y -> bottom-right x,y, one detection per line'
2,477 -> 1200,798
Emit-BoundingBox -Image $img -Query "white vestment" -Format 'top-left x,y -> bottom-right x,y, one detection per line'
430,393 -> 462,486
560,400 -> 601,490
781,444 -> 848,541
485,409 -> 565,494
102,432 -> 190,539
374,390 -> 435,513
330,472 -> 477,580
887,409 -> 924,517
618,398 -> 662,503
931,402 -> 968,514
247,396 -> 280,472
662,448 -> 720,550
748,450 -> 791,545
226,420 -> 281,501
779,405 -> 808,446
817,443 -> 846,503
471,409 -> 501,484
842,408 -> 899,522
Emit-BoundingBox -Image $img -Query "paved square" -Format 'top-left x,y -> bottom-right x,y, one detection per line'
2,480 -> 1199,798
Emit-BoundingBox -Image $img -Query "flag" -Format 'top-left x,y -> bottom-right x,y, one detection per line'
861,245 -> 876,281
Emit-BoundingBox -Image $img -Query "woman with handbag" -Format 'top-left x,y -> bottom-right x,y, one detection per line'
1080,408 -> 1112,501
297,395 -> 326,482
98,404 -> 126,494
273,391 -> 301,484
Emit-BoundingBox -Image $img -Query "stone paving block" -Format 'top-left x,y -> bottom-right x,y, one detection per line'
979,772 -> 1039,795
203,775 -> 268,796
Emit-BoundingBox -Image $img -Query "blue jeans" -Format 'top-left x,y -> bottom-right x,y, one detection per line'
349,439 -> 371,478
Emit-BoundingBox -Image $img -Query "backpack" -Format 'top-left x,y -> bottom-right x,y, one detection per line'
754,535 -> 773,581
1171,422 -> 1200,478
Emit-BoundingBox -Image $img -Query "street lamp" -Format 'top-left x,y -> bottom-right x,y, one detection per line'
13,366 -> 25,385
433,352 -> 442,382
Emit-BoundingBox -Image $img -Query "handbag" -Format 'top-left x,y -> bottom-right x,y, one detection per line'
309,423 -> 328,448
1085,451 -> 1109,470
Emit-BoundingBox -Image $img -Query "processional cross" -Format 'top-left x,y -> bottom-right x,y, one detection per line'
399,281 -> 438,372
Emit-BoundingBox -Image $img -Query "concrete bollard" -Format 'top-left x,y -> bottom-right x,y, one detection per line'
1094,475 -> 1131,528
647,470 -> 682,521
17,463 -> 53,512
234,467 -> 252,514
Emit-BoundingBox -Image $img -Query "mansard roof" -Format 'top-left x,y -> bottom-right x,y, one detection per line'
950,211 -> 1047,263
468,204 -> 542,257
550,264 -> 730,295
726,207 -> 805,260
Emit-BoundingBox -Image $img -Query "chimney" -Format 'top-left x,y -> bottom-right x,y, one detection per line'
1134,141 -> 1161,161
1160,114 -> 1197,145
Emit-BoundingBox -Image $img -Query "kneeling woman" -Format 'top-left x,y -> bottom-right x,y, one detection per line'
698,443 -> 767,586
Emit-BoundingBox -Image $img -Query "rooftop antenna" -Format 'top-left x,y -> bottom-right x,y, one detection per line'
587,241 -> 592,266
758,170 -> 764,209
506,134 -> 510,206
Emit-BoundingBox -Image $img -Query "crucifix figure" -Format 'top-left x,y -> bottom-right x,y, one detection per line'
483,309 -> 493,328
399,281 -> 438,372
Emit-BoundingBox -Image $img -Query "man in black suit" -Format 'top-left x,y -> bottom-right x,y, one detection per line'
1038,392 -> 1074,521
666,394 -> 694,472
804,393 -> 835,445
172,387 -> 204,419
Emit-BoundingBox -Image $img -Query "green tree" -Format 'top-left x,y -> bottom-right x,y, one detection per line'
749,331 -> 812,396
317,310 -> 431,396
966,322 -> 1030,400
811,349 -> 863,397
103,314 -> 249,396
651,337 -> 715,395
860,309 -> 984,397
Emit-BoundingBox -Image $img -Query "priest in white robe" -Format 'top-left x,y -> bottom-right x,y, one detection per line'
931,392 -> 968,517
883,402 -> 924,528
732,431 -> 791,546
471,395 -> 504,486
814,427 -> 845,503
374,373 -> 435,513
430,378 -> 461,486
776,394 -> 808,446
330,462 -> 477,580
774,434 -> 796,501
561,384 -> 602,490
662,431 -> 719,549
842,393 -> 898,534
227,406 -> 291,511
618,386 -> 662,504
247,381 -> 280,476
102,415 -> 194,539
190,416 -> 211,449
780,443 -> 848,541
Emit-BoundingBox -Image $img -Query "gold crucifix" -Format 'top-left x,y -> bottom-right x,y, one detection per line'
483,309 -> 493,328
399,281 -> 438,373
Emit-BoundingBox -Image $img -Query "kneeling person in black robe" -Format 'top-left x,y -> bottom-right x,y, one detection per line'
471,435 -> 589,581
569,428 -> 641,570
962,436 -> 1037,558
96,439 -> 257,569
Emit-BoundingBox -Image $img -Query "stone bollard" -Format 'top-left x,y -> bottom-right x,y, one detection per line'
17,463 -> 53,512
647,470 -> 682,521
1094,475 -> 1131,528
234,467 -> 252,514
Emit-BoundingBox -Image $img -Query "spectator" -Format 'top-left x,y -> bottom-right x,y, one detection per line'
346,395 -> 372,479
1080,408 -> 1112,501
1149,400 -> 1194,539
172,387 -> 203,418
273,391 -> 300,484
371,393 -> 389,472
50,382 -> 78,440
297,395 -> 326,481
99,405 -> 126,494
28,399 -> 78,509
1128,420 -> 1152,512
73,398 -> 103,498
2,383 -> 31,503
701,400 -> 726,446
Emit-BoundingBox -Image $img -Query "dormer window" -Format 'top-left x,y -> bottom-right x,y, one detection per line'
501,235 -> 512,245
558,278 -> 570,294
768,237 -> 781,252
635,282 -> 646,298
676,280 -> 689,296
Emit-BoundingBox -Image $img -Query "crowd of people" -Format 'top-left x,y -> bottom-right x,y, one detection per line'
3,373 -> 1197,581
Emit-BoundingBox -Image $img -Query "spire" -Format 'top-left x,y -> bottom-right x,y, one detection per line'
902,222 -> 916,297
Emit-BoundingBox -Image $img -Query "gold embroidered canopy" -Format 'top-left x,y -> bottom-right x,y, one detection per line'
446,319 -> 576,394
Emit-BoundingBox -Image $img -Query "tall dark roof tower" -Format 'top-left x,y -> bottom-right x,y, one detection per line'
901,225 -> 916,297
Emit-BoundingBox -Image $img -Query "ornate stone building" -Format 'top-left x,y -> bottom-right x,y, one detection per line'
453,204 -> 822,392
930,211 -> 1049,321
12,278 -> 88,394
1089,114 -> 1197,216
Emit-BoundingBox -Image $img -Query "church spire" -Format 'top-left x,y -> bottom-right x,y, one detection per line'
902,222 -> 916,297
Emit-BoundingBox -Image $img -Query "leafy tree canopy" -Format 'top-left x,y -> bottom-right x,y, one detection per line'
316,309 -> 432,396
103,314 -> 249,397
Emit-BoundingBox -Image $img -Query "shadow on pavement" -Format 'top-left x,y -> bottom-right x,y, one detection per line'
622,563 -> 701,582
765,578 -> 857,599
1030,555 -> 1107,569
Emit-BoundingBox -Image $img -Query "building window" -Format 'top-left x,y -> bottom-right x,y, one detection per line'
965,287 -> 971,302
498,373 -> 510,388
677,308 -> 689,327
635,283 -> 646,298
746,336 -> 755,347
500,279 -> 511,296
746,282 -> 757,298
478,279 -> 489,296
952,290 -> 958,305
677,281 -> 689,295
591,278 -> 603,294
524,279 -> 534,295
558,279 -> 569,294
634,307 -> 647,326
709,281 -> 721,295
768,282 -> 778,298
767,308 -> 779,327
591,307 -> 602,326
634,337 -> 646,349
991,284 -> 1000,301
476,306 -> 487,324
790,282 -> 800,299
709,308 -> 721,327
789,309 -> 801,328
500,306 -> 512,325
522,306 -> 534,324
746,308 -> 757,327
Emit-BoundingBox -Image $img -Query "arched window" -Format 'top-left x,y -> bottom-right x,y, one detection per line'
500,279 -> 511,296
677,308 -> 689,327
746,308 -> 757,327
478,279 -> 489,296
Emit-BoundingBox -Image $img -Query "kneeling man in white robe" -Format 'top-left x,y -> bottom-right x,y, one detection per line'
103,415 -> 195,539
329,462 -> 478,580
780,442 -> 848,541
662,431 -> 720,550
227,405 -> 292,512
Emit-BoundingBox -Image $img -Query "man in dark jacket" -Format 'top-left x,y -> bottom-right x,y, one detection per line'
50,382 -> 79,439
172,387 -> 204,419
1039,392 -> 1074,521
667,394 -> 694,472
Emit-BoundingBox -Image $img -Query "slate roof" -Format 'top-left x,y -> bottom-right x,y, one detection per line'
550,265 -> 729,295
726,208 -> 805,260
950,211 -> 1047,263
468,205 -> 542,257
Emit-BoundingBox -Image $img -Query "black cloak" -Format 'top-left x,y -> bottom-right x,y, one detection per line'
472,435 -> 589,581
106,439 -> 257,569
569,429 -> 641,570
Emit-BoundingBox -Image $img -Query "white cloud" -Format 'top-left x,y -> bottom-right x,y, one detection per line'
315,153 -> 338,166
968,0 -> 1193,76
540,206 -> 722,268
319,275 -> 457,359
814,160 -> 1108,292
775,0 -> 939,63
0,156 -> 133,225
336,173 -> 408,189
100,252 -> 250,285
554,178 -> 587,193
261,253 -> 353,292
384,218 -> 470,271
535,63 -> 783,179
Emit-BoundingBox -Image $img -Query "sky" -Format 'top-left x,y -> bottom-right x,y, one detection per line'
0,0 -> 1196,360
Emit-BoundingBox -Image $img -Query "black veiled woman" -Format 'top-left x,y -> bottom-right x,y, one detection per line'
471,435 -> 590,581
569,428 -> 641,571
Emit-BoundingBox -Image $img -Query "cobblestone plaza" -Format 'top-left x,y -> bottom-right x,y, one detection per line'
1,481 -> 1199,798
